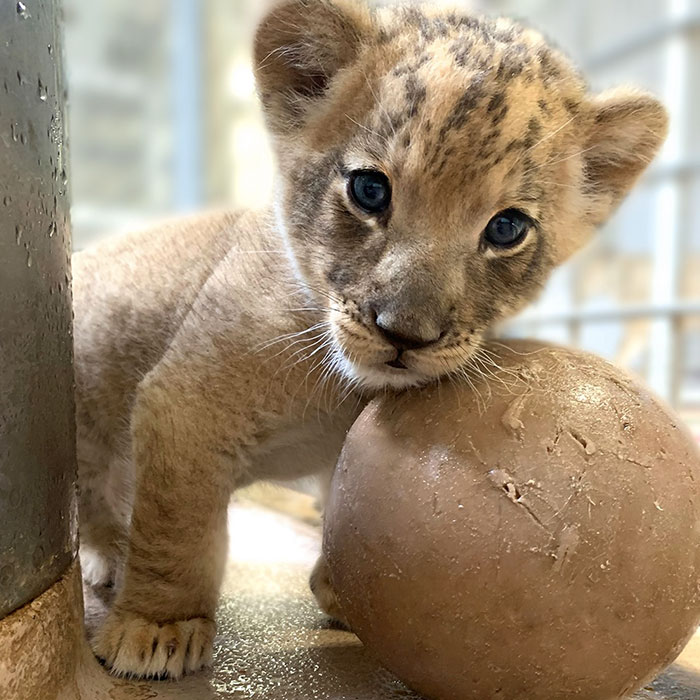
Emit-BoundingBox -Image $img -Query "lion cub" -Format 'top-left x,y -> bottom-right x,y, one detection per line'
73,0 -> 667,679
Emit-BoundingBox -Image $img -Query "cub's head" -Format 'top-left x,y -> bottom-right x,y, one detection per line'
254,0 -> 667,390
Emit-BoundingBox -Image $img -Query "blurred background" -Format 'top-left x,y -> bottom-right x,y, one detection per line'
62,0 -> 700,436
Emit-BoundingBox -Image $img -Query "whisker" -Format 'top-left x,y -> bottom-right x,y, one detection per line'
523,114 -> 576,155
231,249 -> 289,254
344,113 -> 391,150
443,346 -> 491,414
439,357 -> 463,410
288,279 -> 344,306
360,66 -> 397,142
474,347 -> 523,379
250,321 -> 331,354
470,350 -> 522,392
302,347 -> 339,419
520,145 -> 598,176
273,332 -> 333,371
285,307 -> 328,313
488,341 -> 548,358
535,180 -> 580,190
454,366 -> 486,415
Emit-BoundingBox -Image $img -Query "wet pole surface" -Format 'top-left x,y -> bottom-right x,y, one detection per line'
0,0 -> 75,618
81,502 -> 700,700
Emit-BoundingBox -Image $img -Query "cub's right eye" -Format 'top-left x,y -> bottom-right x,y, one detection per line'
348,170 -> 392,214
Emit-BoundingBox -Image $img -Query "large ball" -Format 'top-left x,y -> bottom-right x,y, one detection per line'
324,341 -> 700,700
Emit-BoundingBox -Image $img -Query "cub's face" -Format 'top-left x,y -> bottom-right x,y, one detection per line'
255,1 -> 667,390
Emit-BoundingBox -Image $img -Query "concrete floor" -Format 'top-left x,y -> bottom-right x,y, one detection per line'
79,502 -> 416,699
2,499 -> 700,699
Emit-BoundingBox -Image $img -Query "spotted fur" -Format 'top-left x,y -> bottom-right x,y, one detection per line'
76,0 -> 667,679
257,0 -> 668,390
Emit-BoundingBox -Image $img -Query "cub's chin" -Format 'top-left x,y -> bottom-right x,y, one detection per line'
331,346 -> 439,391
341,358 -> 430,391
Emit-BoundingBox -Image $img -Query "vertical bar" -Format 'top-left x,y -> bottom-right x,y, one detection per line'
648,0 -> 688,401
0,0 -> 75,618
171,0 -> 203,211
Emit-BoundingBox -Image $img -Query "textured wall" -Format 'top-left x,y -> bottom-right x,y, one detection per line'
0,0 -> 76,618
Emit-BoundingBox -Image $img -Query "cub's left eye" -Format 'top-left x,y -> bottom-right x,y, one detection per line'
484,209 -> 533,248
348,170 -> 392,214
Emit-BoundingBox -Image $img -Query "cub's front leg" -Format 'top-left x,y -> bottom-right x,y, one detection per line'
92,369 -> 238,679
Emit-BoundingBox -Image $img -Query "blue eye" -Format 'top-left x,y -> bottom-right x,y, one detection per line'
349,170 -> 392,214
484,209 -> 532,248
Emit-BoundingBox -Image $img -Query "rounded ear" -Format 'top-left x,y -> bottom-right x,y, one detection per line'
582,88 -> 669,225
254,0 -> 373,134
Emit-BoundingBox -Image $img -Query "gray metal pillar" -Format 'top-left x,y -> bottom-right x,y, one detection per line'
0,0 -> 76,619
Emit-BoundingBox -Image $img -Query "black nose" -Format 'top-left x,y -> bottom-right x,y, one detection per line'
374,312 -> 442,351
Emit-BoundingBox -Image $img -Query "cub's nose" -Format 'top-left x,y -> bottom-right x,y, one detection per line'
374,311 -> 442,351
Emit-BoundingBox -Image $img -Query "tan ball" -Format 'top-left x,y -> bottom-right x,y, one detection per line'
324,340 -> 700,700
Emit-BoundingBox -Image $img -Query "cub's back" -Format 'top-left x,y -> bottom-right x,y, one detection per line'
72,210 -> 244,445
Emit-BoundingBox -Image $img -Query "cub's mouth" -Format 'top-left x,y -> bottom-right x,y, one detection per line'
336,351 -> 432,391
386,356 -> 408,370
329,312 -> 476,391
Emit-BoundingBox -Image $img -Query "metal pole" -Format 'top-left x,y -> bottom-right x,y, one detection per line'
0,0 -> 76,619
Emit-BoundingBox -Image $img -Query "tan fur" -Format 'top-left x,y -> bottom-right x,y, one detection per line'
75,0 -> 667,679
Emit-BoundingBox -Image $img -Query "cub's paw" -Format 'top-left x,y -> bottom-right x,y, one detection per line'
93,610 -> 215,679
309,556 -> 350,629
80,544 -> 117,588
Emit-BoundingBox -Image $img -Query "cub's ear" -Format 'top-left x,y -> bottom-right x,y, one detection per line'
254,0 -> 373,134
582,88 -> 668,225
